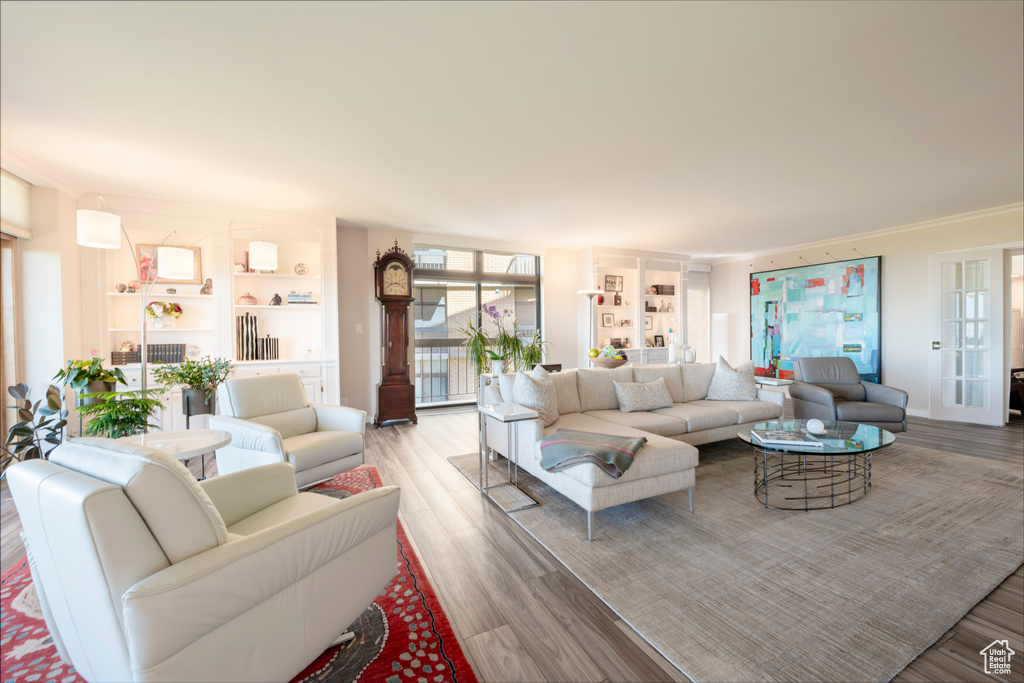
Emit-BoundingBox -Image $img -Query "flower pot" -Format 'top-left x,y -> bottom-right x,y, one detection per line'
490,359 -> 506,376
79,381 -> 115,406
182,389 -> 216,416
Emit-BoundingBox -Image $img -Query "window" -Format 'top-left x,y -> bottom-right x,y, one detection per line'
1,234 -> 19,442
0,170 -> 31,237
413,246 -> 541,407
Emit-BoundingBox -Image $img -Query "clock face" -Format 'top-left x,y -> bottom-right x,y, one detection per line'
383,263 -> 408,295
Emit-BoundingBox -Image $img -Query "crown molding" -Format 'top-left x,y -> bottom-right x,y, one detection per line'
0,145 -> 84,197
712,202 -> 1024,265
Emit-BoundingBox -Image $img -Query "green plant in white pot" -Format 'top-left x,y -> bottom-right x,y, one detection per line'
151,356 -> 233,417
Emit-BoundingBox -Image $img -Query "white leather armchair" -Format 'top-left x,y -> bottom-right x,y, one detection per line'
6,437 -> 400,683
209,373 -> 367,488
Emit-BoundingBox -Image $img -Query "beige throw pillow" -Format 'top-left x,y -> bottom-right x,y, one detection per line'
531,365 -> 581,415
705,357 -> 758,401
613,377 -> 675,413
513,370 -> 559,426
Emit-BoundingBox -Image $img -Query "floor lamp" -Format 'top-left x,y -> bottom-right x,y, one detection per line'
577,290 -> 602,364
77,207 -> 195,400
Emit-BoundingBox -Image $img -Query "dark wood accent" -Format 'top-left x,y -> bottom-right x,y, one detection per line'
373,244 -> 416,427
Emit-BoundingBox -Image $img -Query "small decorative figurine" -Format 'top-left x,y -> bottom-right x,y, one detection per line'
200,278 -> 213,295
234,263 -> 246,273
294,263 -> 309,275
120,340 -> 134,352
165,287 -> 176,294
647,285 -> 657,295
270,293 -> 282,306
659,299 -> 667,312
125,286 -> 136,294
128,280 -> 139,290
115,283 -> 126,293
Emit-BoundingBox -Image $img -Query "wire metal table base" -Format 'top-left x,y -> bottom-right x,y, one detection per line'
753,447 -> 872,510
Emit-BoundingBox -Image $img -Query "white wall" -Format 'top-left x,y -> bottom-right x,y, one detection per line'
541,247 -> 579,370
337,221 -> 371,412
710,206 -> 1024,416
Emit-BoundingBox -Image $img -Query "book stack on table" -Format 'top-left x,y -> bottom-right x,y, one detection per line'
750,429 -> 824,448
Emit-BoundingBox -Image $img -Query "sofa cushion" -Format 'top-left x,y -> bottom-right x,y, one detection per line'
540,413 -> 698,488
250,407 -> 318,439
652,402 -> 740,431
533,366 -> 582,415
705,357 -> 758,401
284,431 -> 363,471
513,370 -> 559,426
613,377 -> 674,413
577,366 -> 633,411
582,409 -> 687,437
834,400 -> 905,423
631,364 -> 685,403
680,363 -> 717,402
688,399 -> 782,424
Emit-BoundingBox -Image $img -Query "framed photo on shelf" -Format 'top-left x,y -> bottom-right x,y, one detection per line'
601,312 -> 615,327
619,319 -> 632,328
137,244 -> 203,284
603,274 -> 623,292
645,337 -> 654,348
645,315 -> 653,330
654,335 -> 665,347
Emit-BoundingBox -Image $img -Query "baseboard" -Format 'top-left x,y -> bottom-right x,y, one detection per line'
906,408 -> 929,418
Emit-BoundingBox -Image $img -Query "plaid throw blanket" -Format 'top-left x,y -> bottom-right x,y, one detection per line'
539,429 -> 647,479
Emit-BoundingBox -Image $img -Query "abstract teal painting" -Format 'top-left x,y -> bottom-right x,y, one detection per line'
750,256 -> 881,382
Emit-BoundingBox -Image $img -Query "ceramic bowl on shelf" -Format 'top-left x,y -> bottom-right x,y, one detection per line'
236,292 -> 257,305
591,356 -> 628,369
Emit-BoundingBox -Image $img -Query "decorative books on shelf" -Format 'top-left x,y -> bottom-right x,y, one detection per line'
287,292 -> 318,305
236,313 -> 280,361
111,344 -> 186,366
750,429 -> 824,448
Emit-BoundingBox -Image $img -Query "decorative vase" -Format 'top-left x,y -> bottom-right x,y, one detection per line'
182,389 -> 216,416
491,359 -> 506,375
237,292 -> 257,306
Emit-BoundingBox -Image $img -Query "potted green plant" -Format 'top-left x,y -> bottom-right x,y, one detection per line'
54,357 -> 127,405
2,383 -> 67,479
76,388 -> 165,439
151,356 -> 233,416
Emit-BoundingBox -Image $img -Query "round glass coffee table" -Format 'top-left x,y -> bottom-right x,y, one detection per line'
738,419 -> 895,510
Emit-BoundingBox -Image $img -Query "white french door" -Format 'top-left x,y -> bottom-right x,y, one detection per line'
929,249 -> 1005,425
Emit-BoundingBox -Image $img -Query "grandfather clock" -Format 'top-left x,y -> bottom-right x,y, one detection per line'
373,242 -> 417,427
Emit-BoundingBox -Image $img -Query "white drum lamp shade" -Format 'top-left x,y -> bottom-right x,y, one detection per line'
76,210 -> 122,249
157,246 -> 195,280
248,241 -> 278,271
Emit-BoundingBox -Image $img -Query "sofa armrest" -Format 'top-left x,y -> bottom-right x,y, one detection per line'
756,388 -> 786,410
199,463 -> 299,527
863,382 -> 908,410
788,382 -> 836,409
123,486 -> 400,672
208,415 -> 286,458
313,404 -> 367,435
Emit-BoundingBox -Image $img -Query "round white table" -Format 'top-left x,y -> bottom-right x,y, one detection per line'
121,429 -> 231,480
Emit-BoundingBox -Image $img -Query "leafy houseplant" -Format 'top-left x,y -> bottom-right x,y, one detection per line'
2,383 -> 67,479
151,356 -> 232,416
76,389 -> 165,439
458,305 -> 547,375
53,357 -> 127,405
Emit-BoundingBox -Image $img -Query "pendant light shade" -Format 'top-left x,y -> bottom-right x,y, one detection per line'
249,241 -> 278,271
156,246 -> 195,280
76,209 -> 122,249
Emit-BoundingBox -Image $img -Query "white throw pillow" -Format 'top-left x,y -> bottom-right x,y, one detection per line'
705,357 -> 758,401
513,370 -> 559,426
613,377 -> 675,413
532,365 -> 582,415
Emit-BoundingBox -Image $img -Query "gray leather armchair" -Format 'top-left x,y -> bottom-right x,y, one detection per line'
6,437 -> 400,682
210,373 -> 366,488
790,357 -> 908,432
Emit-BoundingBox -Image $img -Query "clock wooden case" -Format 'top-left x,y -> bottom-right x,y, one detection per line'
373,242 -> 417,427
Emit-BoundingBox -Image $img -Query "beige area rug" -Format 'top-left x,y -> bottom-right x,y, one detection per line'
449,441 -> 1024,682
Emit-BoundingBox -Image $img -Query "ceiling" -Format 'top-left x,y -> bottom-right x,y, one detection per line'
1,2 -> 1021,259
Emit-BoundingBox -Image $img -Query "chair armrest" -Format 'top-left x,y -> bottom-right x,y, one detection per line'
863,382 -> 908,410
123,486 -> 400,671
208,415 -> 286,457
756,388 -> 786,410
199,463 -> 298,527
789,382 -> 835,409
313,404 -> 367,435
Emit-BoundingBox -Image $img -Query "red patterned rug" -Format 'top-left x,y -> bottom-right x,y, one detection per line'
0,466 -> 477,683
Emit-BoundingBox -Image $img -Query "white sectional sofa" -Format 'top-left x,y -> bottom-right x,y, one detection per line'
484,363 -> 784,539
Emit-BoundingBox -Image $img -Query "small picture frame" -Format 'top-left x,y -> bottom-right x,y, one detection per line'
654,335 -> 665,348
645,337 -> 654,348
604,274 -> 623,292
137,244 -> 203,284
601,312 -> 615,327
619,319 -> 632,328
645,315 -> 653,330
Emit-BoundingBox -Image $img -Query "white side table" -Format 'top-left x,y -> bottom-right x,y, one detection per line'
478,403 -> 539,512
121,428 -> 231,480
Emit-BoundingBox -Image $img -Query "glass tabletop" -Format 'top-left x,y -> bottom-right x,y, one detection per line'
738,419 -> 895,454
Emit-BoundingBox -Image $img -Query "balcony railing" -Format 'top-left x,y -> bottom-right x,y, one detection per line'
414,338 -> 478,406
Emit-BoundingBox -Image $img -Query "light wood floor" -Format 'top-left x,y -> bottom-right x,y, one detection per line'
1,410 -> 1021,683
